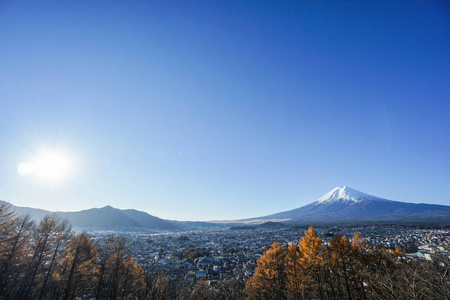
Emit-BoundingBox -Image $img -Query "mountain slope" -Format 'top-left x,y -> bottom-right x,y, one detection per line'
247,186 -> 450,223
64,206 -> 144,229
121,208 -> 178,230
5,202 -> 177,230
3,203 -> 52,223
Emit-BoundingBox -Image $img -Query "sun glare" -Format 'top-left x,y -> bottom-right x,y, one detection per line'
18,150 -> 73,181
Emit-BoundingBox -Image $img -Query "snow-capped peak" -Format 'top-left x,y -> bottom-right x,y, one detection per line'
314,186 -> 387,205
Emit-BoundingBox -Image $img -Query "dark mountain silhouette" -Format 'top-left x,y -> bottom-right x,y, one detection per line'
4,202 -> 177,230
64,206 -> 179,230
245,186 -> 450,223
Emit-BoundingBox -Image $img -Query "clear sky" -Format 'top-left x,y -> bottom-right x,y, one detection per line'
1,0 -> 449,221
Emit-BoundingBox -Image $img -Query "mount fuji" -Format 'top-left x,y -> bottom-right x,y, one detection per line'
245,186 -> 450,224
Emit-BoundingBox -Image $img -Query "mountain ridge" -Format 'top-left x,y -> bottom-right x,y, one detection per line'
3,202 -> 179,230
3,186 -> 450,228
244,186 -> 450,224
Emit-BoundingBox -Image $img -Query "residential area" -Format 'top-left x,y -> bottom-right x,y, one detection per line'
88,225 -> 450,284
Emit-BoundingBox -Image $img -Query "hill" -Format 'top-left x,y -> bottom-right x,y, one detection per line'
4,202 -> 177,230
243,186 -> 450,224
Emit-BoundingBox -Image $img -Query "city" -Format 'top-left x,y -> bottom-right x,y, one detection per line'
87,224 -> 450,283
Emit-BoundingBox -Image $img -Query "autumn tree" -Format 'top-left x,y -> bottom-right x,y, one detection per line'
0,202 -> 16,250
121,255 -> 146,298
94,236 -> 123,299
38,217 -> 72,300
191,280 -> 219,300
217,277 -> 245,300
16,214 -> 68,299
297,225 -> 324,299
246,242 -> 287,299
0,204 -> 35,298
285,244 -> 303,300
0,203 -> 19,268
326,233 -> 371,300
94,236 -> 145,299
144,271 -> 188,300
361,245 -> 449,300
144,272 -> 173,300
54,233 -> 97,300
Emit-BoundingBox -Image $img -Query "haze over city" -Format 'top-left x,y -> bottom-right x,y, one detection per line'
1,0 -> 449,221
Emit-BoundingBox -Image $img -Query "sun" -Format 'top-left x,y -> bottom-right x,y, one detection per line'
34,151 -> 72,181
18,150 -> 73,181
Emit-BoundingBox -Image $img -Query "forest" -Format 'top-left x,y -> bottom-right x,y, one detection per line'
245,226 -> 449,300
1,202 -> 449,299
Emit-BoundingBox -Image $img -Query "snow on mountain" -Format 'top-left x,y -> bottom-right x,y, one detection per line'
314,186 -> 390,205
243,186 -> 450,224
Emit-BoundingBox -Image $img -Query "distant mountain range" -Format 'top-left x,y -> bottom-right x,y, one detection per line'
4,186 -> 450,229
4,203 -> 217,230
243,186 -> 450,224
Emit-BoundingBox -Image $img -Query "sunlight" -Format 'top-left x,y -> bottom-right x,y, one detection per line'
35,151 -> 72,181
18,150 -> 73,181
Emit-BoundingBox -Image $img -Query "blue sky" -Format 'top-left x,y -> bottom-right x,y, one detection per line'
1,0 -> 449,220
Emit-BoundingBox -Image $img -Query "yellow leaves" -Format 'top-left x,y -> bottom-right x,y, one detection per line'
286,244 -> 304,298
286,244 -> 301,264
247,228 -> 327,299
299,226 -> 323,259
253,242 -> 286,280
54,233 -> 97,296
299,225 -> 324,270
0,204 -> 147,299
246,242 -> 288,299
93,236 -> 146,298
391,246 -> 405,258
123,255 -> 146,291
351,232 -> 367,251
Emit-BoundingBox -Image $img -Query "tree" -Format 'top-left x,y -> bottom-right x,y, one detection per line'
191,280 -> 219,300
120,255 -> 146,299
0,205 -> 34,298
94,236 -> 145,300
17,214 -> 65,299
285,244 -> 303,300
298,226 -> 324,299
55,233 -> 97,300
38,217 -> 72,300
362,246 -> 449,299
217,277 -> 245,300
0,202 -> 16,249
246,242 -> 287,299
144,271 -> 186,300
327,234 -> 368,300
